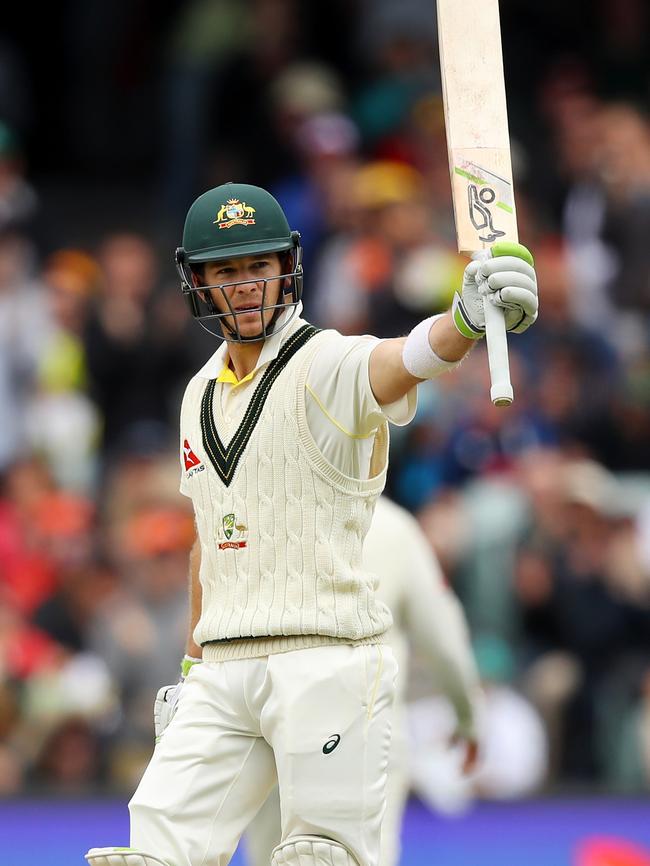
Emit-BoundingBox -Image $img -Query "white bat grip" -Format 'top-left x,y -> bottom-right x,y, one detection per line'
483,298 -> 513,405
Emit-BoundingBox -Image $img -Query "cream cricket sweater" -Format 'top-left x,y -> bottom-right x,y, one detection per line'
179,325 -> 393,661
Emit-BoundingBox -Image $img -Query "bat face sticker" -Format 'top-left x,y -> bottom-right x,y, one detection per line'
468,184 -> 506,243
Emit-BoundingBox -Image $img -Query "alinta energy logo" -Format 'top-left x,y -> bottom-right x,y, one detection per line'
183,439 -> 204,478
218,512 -> 248,550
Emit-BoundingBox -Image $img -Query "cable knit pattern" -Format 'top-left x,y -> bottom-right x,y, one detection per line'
179,329 -> 393,652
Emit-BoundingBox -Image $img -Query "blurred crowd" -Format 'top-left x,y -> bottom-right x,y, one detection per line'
1,0 -> 650,802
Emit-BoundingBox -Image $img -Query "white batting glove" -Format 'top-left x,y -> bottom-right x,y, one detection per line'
153,654 -> 201,742
452,242 -> 538,339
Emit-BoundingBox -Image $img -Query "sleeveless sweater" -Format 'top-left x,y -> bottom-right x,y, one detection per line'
179,325 -> 393,661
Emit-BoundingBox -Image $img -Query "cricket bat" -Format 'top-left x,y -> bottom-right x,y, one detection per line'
437,0 -> 517,405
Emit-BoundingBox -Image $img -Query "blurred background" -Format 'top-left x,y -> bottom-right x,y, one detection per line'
0,0 -> 650,863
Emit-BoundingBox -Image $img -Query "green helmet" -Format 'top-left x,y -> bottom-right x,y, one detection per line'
175,182 -> 303,342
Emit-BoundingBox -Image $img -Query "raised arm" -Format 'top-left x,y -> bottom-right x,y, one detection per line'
368,311 -> 473,406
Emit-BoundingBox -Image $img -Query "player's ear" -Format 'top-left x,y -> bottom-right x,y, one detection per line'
280,253 -> 292,292
190,267 -> 209,302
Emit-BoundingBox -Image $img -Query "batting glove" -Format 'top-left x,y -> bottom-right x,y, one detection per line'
452,241 -> 538,338
153,654 -> 202,742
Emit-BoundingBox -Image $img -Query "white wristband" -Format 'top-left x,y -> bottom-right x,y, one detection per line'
402,314 -> 461,379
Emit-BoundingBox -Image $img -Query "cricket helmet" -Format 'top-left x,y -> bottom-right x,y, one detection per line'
175,182 -> 303,342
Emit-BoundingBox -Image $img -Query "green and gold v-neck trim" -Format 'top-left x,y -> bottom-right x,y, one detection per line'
200,324 -> 321,486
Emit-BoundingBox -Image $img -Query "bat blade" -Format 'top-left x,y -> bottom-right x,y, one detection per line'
436,0 -> 517,254
437,0 -> 516,405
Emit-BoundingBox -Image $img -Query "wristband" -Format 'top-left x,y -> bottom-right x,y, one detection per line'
402,314 -> 461,379
181,654 -> 202,678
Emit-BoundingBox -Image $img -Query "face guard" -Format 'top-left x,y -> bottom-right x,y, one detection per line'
175,244 -> 303,343
177,182 -> 304,343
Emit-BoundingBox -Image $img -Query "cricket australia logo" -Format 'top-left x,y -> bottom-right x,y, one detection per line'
218,513 -> 248,550
214,198 -> 256,230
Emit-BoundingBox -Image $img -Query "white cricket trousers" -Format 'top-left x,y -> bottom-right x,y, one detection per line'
129,643 -> 397,866
243,708 -> 409,866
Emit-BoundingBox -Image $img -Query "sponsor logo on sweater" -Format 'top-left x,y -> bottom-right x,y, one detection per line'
183,439 -> 205,478
218,512 -> 248,550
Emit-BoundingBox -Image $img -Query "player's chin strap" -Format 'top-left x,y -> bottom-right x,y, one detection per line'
271,836 -> 360,866
86,847 -> 169,866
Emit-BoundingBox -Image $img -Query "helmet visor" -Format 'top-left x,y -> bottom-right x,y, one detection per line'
185,237 -> 295,265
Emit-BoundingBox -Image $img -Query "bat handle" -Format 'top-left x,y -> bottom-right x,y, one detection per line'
483,298 -> 513,406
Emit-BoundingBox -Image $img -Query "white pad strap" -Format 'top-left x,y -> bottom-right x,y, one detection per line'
271,835 -> 359,866
402,314 -> 461,379
85,847 -> 169,866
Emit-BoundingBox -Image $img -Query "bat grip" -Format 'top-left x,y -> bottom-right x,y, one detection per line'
483,298 -> 513,406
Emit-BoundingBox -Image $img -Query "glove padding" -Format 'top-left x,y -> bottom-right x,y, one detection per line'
153,655 -> 201,742
453,242 -> 538,338
153,681 -> 183,743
